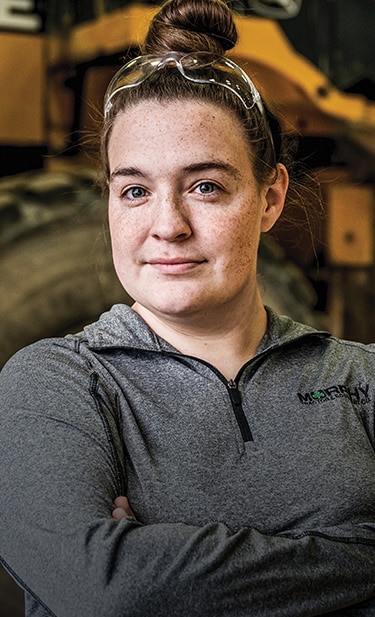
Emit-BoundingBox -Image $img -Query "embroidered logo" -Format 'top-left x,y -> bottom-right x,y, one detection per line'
297,383 -> 370,405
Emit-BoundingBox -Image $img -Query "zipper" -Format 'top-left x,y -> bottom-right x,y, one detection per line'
227,379 -> 253,442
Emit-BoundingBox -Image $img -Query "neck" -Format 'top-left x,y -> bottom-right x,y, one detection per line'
132,292 -> 268,380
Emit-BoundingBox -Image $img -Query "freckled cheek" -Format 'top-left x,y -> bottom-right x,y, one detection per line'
217,218 -> 260,274
109,211 -> 146,254
112,232 -> 134,263
215,211 -> 258,247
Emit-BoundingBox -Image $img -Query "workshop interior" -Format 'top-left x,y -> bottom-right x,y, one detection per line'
0,1 -> 374,613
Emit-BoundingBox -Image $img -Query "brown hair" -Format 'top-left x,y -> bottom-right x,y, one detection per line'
100,0 -> 285,188
142,0 -> 237,54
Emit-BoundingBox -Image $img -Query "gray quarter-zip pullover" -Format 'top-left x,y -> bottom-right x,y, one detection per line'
0,305 -> 374,616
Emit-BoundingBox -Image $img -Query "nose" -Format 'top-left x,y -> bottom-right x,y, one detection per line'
151,194 -> 192,242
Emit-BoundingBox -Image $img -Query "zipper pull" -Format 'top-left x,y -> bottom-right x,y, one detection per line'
228,379 -> 242,404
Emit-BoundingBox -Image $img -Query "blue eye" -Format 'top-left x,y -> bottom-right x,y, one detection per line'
196,182 -> 217,194
124,186 -> 147,199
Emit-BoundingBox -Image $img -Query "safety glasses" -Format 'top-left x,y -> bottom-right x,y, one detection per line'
104,51 -> 265,118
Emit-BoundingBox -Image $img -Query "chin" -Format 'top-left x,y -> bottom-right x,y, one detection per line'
137,295 -> 211,320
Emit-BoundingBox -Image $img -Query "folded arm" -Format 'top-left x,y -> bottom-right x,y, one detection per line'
0,342 -> 374,617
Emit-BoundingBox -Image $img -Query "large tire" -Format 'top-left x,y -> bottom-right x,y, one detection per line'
0,169 -> 130,369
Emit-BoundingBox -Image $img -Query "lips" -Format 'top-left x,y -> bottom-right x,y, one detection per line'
147,257 -> 205,274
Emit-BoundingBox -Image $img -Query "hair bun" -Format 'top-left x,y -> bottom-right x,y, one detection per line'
143,0 -> 238,56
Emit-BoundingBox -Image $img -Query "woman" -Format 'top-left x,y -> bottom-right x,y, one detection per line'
0,0 -> 374,615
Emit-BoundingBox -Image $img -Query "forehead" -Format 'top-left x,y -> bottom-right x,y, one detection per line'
107,99 -> 252,171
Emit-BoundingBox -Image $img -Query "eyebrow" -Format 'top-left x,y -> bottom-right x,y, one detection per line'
110,167 -> 145,183
109,160 -> 242,184
182,161 -> 242,179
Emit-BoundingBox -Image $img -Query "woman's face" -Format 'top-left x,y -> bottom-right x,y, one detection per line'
107,99 -> 286,324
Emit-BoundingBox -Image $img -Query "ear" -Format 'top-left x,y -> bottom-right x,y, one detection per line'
260,163 -> 289,232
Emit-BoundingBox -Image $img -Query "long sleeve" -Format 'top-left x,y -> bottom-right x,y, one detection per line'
0,341 -> 374,617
